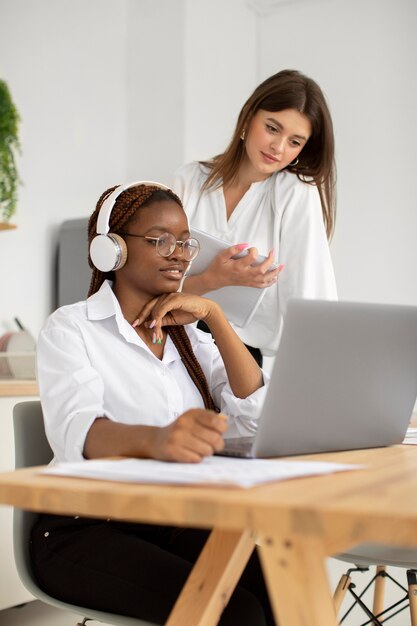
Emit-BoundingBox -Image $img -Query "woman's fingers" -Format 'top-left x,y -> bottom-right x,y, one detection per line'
255,249 -> 276,274
132,294 -> 182,330
149,293 -> 214,327
223,243 -> 249,260
252,264 -> 285,288
132,297 -> 160,328
152,409 -> 228,462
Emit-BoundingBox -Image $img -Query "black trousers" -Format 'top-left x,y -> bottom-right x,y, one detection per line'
197,321 -> 263,367
31,515 -> 276,626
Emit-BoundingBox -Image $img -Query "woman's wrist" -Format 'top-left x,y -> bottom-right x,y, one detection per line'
183,270 -> 218,295
84,418 -> 160,460
201,267 -> 221,292
201,301 -> 226,330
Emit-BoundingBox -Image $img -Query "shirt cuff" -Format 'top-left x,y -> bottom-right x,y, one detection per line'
220,371 -> 270,438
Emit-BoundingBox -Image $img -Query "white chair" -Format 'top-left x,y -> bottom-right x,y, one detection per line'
333,544 -> 417,625
13,400 -> 156,626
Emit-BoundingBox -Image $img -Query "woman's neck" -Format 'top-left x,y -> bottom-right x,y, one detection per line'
112,282 -> 150,326
113,281 -> 167,357
235,156 -> 272,187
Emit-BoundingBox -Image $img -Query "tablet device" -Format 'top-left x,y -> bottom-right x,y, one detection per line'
188,227 -> 273,327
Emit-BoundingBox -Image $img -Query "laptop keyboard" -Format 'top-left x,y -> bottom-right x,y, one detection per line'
216,436 -> 256,458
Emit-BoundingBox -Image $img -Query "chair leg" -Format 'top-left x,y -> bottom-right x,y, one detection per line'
407,570 -> 417,626
372,565 -> 386,617
333,573 -> 351,613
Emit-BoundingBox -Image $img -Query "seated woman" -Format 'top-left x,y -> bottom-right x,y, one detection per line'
31,181 -> 275,626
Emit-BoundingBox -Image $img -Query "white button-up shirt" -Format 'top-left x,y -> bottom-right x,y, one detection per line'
37,281 -> 267,462
173,162 -> 337,356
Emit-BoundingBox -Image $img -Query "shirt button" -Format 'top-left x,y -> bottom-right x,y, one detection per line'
173,412 -> 179,418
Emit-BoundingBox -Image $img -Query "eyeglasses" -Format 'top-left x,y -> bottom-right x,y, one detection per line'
120,231 -> 200,261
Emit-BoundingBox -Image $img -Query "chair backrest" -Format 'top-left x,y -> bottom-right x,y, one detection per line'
14,400 -> 52,468
13,401 -> 53,598
12,400 -> 153,625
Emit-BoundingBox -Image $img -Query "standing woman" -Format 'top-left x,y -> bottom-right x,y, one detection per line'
173,69 -> 337,365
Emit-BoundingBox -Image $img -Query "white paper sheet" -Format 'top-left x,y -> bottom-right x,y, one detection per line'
41,456 -> 363,489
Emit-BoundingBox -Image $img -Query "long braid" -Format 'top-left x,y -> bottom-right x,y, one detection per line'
87,184 -> 218,412
167,326 -> 217,411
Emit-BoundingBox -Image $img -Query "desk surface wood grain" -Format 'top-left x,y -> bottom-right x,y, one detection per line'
0,380 -> 38,396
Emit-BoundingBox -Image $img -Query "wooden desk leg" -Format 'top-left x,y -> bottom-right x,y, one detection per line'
165,527 -> 256,626
258,532 -> 338,626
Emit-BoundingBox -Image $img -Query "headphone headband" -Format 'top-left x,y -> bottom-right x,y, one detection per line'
96,180 -> 171,235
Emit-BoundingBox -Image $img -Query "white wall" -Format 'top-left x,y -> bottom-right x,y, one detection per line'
256,0 -> 417,306
183,0 -> 258,164
125,0 -> 186,183
0,0 -> 128,336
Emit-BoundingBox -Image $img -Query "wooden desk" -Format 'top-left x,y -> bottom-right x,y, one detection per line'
0,380 -> 38,396
1,444 -> 417,626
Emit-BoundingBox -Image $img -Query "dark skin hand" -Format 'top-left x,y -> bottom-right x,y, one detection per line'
84,409 -> 228,463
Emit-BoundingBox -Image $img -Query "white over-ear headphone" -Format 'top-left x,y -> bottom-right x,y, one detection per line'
89,180 -> 171,272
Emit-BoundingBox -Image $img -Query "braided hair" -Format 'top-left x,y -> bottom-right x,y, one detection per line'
88,184 -> 217,412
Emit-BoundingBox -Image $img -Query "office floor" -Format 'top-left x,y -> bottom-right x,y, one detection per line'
0,560 -> 411,625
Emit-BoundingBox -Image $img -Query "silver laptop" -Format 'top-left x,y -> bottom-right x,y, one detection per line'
220,299 -> 417,458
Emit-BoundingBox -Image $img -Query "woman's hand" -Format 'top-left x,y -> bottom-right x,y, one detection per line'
149,409 -> 228,462
132,292 -> 223,337
203,244 -> 283,291
84,412 -> 228,463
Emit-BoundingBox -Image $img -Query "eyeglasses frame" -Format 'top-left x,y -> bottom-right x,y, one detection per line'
119,231 -> 200,260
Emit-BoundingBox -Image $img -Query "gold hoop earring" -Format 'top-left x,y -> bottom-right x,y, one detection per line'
289,157 -> 299,166
240,129 -> 246,141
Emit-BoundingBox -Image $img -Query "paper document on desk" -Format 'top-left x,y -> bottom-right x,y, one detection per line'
402,427 -> 417,445
41,457 -> 363,489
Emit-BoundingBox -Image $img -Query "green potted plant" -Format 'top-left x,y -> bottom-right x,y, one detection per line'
0,79 -> 21,230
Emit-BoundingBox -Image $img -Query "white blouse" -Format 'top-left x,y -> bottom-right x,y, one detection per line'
37,281 -> 268,463
172,161 -> 337,356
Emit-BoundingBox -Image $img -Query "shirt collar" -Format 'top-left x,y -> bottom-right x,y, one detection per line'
87,280 -> 121,321
87,280 -> 139,344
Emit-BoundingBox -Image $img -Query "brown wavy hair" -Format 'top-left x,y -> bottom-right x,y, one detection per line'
202,69 -> 336,238
88,183 -> 217,411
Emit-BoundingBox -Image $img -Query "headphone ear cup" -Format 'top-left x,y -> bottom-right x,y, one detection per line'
89,233 -> 128,272
110,233 -> 128,270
